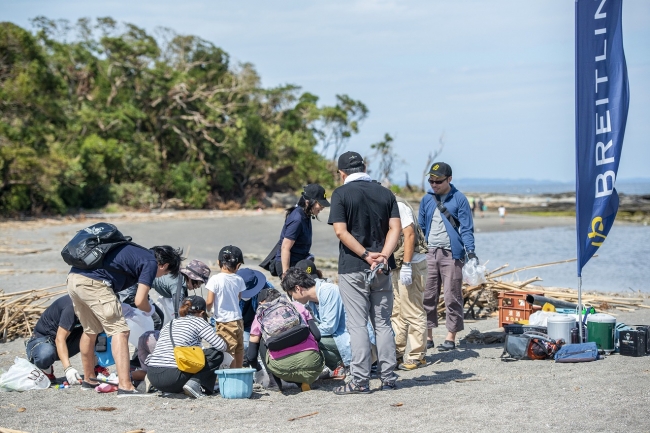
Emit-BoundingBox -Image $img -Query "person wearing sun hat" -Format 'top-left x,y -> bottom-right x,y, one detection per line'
236,268 -> 274,351
265,184 -> 330,279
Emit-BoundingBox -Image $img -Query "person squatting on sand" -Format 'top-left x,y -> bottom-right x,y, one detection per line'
67,244 -> 183,397
419,162 -> 477,352
145,296 -> 227,398
245,287 -> 325,392
328,151 -> 401,394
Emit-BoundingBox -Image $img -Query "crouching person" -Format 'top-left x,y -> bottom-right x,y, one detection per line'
145,296 -> 227,398
246,288 -> 325,392
25,294 -> 83,383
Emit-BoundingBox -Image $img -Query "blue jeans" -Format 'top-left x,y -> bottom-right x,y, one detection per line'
25,330 -> 82,370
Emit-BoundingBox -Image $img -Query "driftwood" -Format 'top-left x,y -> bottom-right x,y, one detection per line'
0,285 -> 67,342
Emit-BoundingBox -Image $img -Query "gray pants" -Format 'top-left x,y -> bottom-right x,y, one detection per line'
339,271 -> 397,386
424,248 -> 464,333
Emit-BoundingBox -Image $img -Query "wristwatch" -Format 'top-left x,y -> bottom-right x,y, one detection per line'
402,262 -> 412,267
361,250 -> 369,259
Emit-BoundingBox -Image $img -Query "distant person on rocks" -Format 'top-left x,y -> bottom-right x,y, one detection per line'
498,206 -> 506,224
328,151 -> 401,394
67,244 -> 183,396
391,195 -> 428,370
25,295 -> 84,383
268,184 -> 330,279
478,198 -> 485,218
469,197 -> 476,217
418,162 -> 477,352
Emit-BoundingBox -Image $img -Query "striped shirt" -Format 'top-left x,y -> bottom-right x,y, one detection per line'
145,316 -> 227,368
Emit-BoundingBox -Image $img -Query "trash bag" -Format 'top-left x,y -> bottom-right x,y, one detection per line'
0,357 -> 51,392
462,258 -> 486,285
125,308 -> 154,347
155,297 -> 175,326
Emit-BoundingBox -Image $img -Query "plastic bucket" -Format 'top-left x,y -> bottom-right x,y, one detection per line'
547,315 -> 576,343
95,333 -> 115,367
587,313 -> 616,353
215,368 -> 255,399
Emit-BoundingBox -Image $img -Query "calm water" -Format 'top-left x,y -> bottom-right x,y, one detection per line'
476,225 -> 650,293
452,180 -> 650,195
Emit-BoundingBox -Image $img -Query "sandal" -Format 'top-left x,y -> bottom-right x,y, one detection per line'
333,381 -> 372,395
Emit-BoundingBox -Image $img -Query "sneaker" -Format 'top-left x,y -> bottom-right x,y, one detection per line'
318,367 -> 332,380
438,340 -> 456,351
398,359 -> 426,371
426,339 -> 435,349
396,356 -> 404,367
81,380 -> 100,390
333,381 -> 372,395
182,380 -> 204,399
330,365 -> 347,380
144,374 -> 154,393
117,388 -> 155,398
94,365 -> 110,377
381,379 -> 397,391
42,366 -> 56,383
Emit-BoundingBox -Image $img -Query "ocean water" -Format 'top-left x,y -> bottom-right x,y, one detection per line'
476,225 -> 650,293
451,180 -> 650,196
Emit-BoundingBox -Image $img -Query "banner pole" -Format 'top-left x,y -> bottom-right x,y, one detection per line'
577,276 -> 583,342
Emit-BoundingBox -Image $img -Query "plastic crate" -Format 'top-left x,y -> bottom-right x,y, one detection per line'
498,291 -> 543,328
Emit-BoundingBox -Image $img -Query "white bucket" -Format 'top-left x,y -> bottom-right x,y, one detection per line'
547,314 -> 575,343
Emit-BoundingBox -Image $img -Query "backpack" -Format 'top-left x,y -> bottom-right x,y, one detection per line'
501,331 -> 564,361
554,342 -> 600,363
257,297 -> 310,351
61,222 -> 134,269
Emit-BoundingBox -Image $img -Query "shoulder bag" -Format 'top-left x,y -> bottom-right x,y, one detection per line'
169,320 -> 205,373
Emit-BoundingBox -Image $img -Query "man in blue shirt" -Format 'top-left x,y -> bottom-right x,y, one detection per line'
418,162 -> 477,352
67,243 -> 182,397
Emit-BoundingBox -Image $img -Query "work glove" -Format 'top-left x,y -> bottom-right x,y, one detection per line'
399,264 -> 413,286
64,366 -> 82,385
141,299 -> 156,317
467,252 -> 479,264
220,352 -> 234,370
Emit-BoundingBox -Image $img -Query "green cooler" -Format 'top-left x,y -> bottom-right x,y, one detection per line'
587,313 -> 616,353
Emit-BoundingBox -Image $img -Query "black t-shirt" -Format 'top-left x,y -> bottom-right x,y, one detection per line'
70,244 -> 158,293
274,207 -> 312,264
33,295 -> 81,339
328,179 -> 400,274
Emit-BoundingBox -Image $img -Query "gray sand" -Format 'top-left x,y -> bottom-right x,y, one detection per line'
1,211 -> 649,433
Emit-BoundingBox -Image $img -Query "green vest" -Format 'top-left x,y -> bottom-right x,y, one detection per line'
393,196 -> 428,269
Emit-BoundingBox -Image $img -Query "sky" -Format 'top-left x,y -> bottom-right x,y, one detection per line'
4,0 -> 649,183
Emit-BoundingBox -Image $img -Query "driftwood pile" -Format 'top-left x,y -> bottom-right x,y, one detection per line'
0,284 -> 66,342
461,258 -> 649,319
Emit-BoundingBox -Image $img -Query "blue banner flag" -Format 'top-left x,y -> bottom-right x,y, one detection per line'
575,0 -> 629,277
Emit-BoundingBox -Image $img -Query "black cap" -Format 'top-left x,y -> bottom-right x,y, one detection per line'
185,295 -> 207,312
303,184 -> 330,207
257,287 -> 279,303
295,259 -> 318,277
428,162 -> 452,178
218,245 -> 244,265
338,151 -> 365,170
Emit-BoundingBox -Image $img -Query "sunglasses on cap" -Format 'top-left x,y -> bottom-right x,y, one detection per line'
428,177 -> 449,185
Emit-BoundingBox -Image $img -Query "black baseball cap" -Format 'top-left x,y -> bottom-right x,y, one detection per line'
218,245 -> 244,265
428,162 -> 452,178
295,259 -> 319,277
185,295 -> 207,312
303,184 -> 330,207
338,151 -> 365,170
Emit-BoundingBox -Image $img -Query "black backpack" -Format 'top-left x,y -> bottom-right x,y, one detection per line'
61,222 -> 134,269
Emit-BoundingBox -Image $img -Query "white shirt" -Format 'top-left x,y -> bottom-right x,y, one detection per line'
397,202 -> 427,264
206,272 -> 245,322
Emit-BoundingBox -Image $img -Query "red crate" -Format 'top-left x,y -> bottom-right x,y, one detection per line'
497,291 -> 543,327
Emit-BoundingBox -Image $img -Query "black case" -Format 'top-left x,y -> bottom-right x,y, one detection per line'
636,325 -> 650,355
619,328 -> 646,357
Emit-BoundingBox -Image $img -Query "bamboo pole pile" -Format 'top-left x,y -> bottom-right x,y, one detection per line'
459,258 -> 649,319
0,285 -> 67,342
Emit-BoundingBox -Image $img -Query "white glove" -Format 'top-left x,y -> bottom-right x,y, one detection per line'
64,366 -> 82,385
141,299 -> 156,317
400,265 -> 412,286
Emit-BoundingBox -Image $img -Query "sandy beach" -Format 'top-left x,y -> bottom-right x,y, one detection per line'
1,211 -> 649,433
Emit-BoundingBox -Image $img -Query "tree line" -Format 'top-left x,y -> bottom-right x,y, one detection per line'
0,17 -> 369,215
